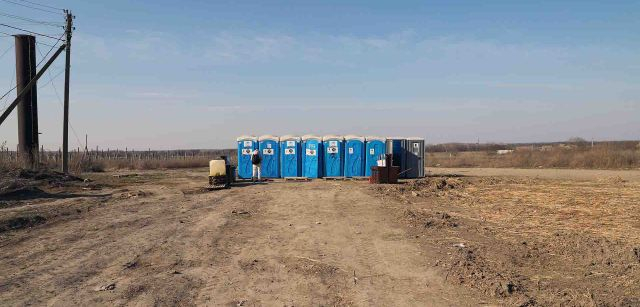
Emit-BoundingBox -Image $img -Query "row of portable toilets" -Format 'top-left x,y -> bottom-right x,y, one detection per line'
236,135 -> 425,179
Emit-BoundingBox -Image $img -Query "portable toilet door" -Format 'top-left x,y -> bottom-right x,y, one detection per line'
236,136 -> 258,179
258,135 -> 280,178
301,135 -> 323,178
280,135 -> 301,178
365,136 -> 386,177
404,137 -> 425,178
344,135 -> 365,177
387,137 -> 407,177
323,135 -> 344,177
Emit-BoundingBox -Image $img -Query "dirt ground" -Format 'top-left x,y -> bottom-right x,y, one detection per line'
1,168 -> 639,306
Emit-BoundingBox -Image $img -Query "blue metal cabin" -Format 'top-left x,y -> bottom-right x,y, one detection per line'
365,136 -> 386,176
280,135 -> 301,178
236,135 -> 258,179
301,135 -> 323,178
343,135 -> 365,177
323,135 -> 344,177
258,135 -> 280,178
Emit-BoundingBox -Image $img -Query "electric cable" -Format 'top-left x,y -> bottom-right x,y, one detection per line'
36,43 -> 83,148
0,11 -> 63,27
0,0 -> 62,15
0,23 -> 63,40
15,0 -> 63,12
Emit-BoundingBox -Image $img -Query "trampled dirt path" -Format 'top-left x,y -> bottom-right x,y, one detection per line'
0,170 -> 491,306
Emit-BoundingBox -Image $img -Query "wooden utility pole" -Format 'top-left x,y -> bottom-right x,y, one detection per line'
62,10 -> 74,173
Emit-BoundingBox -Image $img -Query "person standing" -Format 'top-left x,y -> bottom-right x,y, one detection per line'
251,149 -> 262,182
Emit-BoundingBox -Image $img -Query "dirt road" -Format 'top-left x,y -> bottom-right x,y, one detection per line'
2,168 -> 639,306
0,170 -> 489,306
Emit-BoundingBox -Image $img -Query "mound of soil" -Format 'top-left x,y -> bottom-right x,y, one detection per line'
0,167 -> 83,197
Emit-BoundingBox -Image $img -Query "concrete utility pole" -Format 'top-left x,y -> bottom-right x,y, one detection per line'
62,10 -> 74,173
14,35 -> 39,169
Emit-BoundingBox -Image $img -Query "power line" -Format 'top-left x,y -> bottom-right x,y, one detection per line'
15,0 -> 63,12
0,11 -> 63,27
0,44 -> 11,59
37,68 -> 62,89
0,85 -> 16,104
0,0 -> 62,15
0,23 -> 63,40
35,32 -> 63,67
35,40 -> 56,48
36,42 -> 83,149
0,33 -> 62,104
0,65 -> 15,113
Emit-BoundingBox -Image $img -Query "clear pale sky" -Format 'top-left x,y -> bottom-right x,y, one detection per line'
0,0 -> 638,149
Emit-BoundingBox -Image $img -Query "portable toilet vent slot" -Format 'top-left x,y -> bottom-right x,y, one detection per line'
301,134 -> 323,178
258,135 -> 280,178
344,135 -> 365,177
280,135 -> 302,178
365,136 -> 387,177
322,135 -> 344,177
236,135 -> 258,179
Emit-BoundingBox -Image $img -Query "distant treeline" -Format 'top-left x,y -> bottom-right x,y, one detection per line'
426,140 -> 640,153
428,140 -> 640,169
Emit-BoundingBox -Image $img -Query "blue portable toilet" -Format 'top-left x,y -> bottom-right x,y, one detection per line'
280,135 -> 301,178
344,135 -> 365,177
258,135 -> 280,178
365,136 -> 387,177
236,135 -> 258,179
301,135 -> 323,178
323,135 -> 344,177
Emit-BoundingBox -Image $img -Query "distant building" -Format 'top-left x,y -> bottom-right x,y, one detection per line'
496,149 -> 514,155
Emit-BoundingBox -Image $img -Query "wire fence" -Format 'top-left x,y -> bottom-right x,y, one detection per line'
0,146 -> 237,172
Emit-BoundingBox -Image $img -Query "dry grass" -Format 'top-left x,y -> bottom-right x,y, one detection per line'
1,156 -> 234,174
428,144 -> 640,169
458,177 -> 640,242
95,157 -> 213,170
384,176 -> 640,305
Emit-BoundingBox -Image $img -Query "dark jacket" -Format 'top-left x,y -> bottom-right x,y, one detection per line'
251,152 -> 262,165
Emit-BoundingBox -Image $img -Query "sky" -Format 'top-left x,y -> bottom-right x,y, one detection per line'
0,0 -> 638,150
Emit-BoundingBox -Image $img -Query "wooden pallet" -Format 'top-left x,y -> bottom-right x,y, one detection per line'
284,177 -> 311,181
323,177 -> 346,181
346,176 -> 369,181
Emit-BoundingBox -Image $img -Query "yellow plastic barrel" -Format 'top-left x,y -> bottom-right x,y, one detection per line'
209,160 -> 226,177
